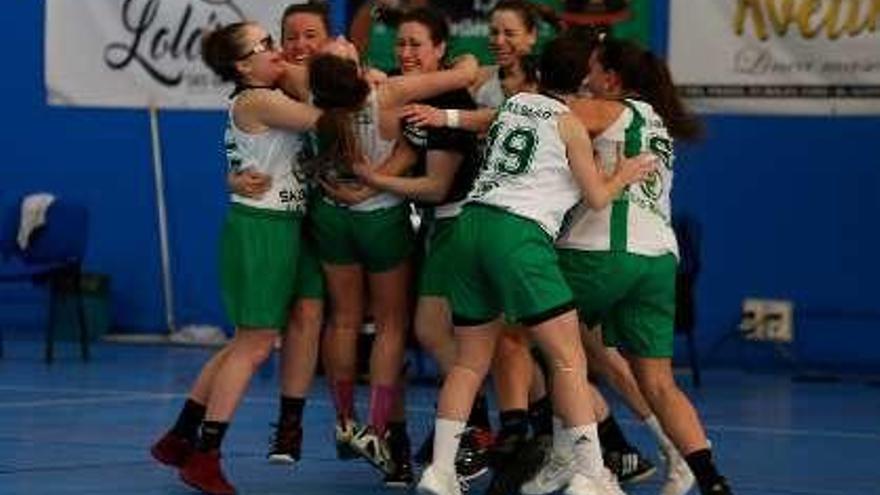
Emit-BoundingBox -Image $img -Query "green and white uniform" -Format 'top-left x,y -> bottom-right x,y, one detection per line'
440,93 -> 580,325
310,91 -> 414,272
557,98 -> 678,357
221,91 -> 313,330
471,94 -> 582,237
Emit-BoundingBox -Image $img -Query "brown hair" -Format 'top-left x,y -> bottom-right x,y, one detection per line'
595,39 -> 703,141
492,0 -> 562,33
539,35 -> 591,94
201,22 -> 252,83
308,54 -> 371,176
398,7 -> 450,46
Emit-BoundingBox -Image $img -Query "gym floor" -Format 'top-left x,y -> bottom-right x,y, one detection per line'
0,340 -> 878,494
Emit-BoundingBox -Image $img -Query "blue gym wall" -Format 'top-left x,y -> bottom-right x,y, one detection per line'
1,1 -> 878,372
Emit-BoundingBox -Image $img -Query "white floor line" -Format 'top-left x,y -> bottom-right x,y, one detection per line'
1,384 -> 879,441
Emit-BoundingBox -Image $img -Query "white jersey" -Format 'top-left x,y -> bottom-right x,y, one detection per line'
557,99 -> 679,258
474,67 -> 505,109
468,93 -> 580,238
328,90 -> 402,212
226,92 -> 309,213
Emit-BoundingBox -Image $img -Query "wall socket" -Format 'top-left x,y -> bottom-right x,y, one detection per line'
740,298 -> 794,343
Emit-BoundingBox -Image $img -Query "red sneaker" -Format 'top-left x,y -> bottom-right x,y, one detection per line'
150,431 -> 194,468
179,449 -> 236,495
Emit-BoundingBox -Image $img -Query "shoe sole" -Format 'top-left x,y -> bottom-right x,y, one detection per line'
267,454 -> 298,465
660,474 -> 696,495
416,485 -> 445,495
620,465 -> 658,484
384,480 -> 414,489
179,471 -> 235,495
460,465 -> 488,482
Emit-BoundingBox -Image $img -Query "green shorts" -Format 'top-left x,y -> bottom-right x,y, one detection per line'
558,249 -> 677,358
418,217 -> 456,297
220,203 -> 302,331
294,229 -> 325,299
309,198 -> 414,273
441,204 -> 574,326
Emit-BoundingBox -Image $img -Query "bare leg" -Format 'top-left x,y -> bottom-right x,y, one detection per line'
582,324 -> 653,419
628,356 -> 708,456
204,329 -> 277,421
414,296 -> 456,375
280,298 -> 324,398
322,263 -> 365,420
528,311 -> 594,427
367,260 -> 410,434
188,346 -> 233,405
492,327 -> 533,412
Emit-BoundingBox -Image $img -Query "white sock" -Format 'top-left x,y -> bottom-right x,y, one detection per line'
433,418 -> 466,472
644,415 -> 677,455
552,416 -> 574,457
566,423 -> 604,477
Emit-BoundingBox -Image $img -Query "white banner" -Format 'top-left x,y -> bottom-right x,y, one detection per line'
669,0 -> 880,114
46,0 -> 290,109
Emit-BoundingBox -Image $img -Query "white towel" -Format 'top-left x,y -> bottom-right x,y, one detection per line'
17,193 -> 56,250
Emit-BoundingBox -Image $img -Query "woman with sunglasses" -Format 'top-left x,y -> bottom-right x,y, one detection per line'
148,22 -> 326,495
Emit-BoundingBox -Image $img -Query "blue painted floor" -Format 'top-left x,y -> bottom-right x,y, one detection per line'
0,340 -> 879,495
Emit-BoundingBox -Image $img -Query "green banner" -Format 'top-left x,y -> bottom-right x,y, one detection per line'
610,0 -> 651,46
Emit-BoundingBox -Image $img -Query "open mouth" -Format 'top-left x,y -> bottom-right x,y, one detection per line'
492,50 -> 514,62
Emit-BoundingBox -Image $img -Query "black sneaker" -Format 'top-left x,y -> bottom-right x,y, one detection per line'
267,421 -> 302,465
604,447 -> 657,484
456,426 -> 493,481
486,433 -> 551,495
383,426 -> 414,488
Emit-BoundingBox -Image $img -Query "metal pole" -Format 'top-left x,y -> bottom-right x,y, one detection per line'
149,105 -> 176,334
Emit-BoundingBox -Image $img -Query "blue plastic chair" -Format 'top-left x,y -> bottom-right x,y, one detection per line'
0,196 -> 90,363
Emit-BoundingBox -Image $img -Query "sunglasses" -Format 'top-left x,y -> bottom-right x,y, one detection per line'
238,35 -> 275,60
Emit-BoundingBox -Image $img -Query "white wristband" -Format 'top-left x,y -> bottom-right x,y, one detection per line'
446,109 -> 461,128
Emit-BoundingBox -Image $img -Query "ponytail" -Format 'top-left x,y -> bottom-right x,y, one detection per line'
306,54 -> 371,181
597,39 -> 702,142
639,50 -> 703,141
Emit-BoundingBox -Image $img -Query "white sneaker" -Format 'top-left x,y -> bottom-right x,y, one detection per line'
521,451 -> 576,495
418,464 -> 464,495
660,452 -> 695,495
564,469 -> 627,495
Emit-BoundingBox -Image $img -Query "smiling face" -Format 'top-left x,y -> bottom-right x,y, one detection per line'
489,9 -> 537,68
282,12 -> 330,65
395,21 -> 445,74
235,24 -> 284,85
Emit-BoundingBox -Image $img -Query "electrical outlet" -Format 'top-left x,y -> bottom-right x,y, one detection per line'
740,298 -> 794,343
763,299 -> 794,342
